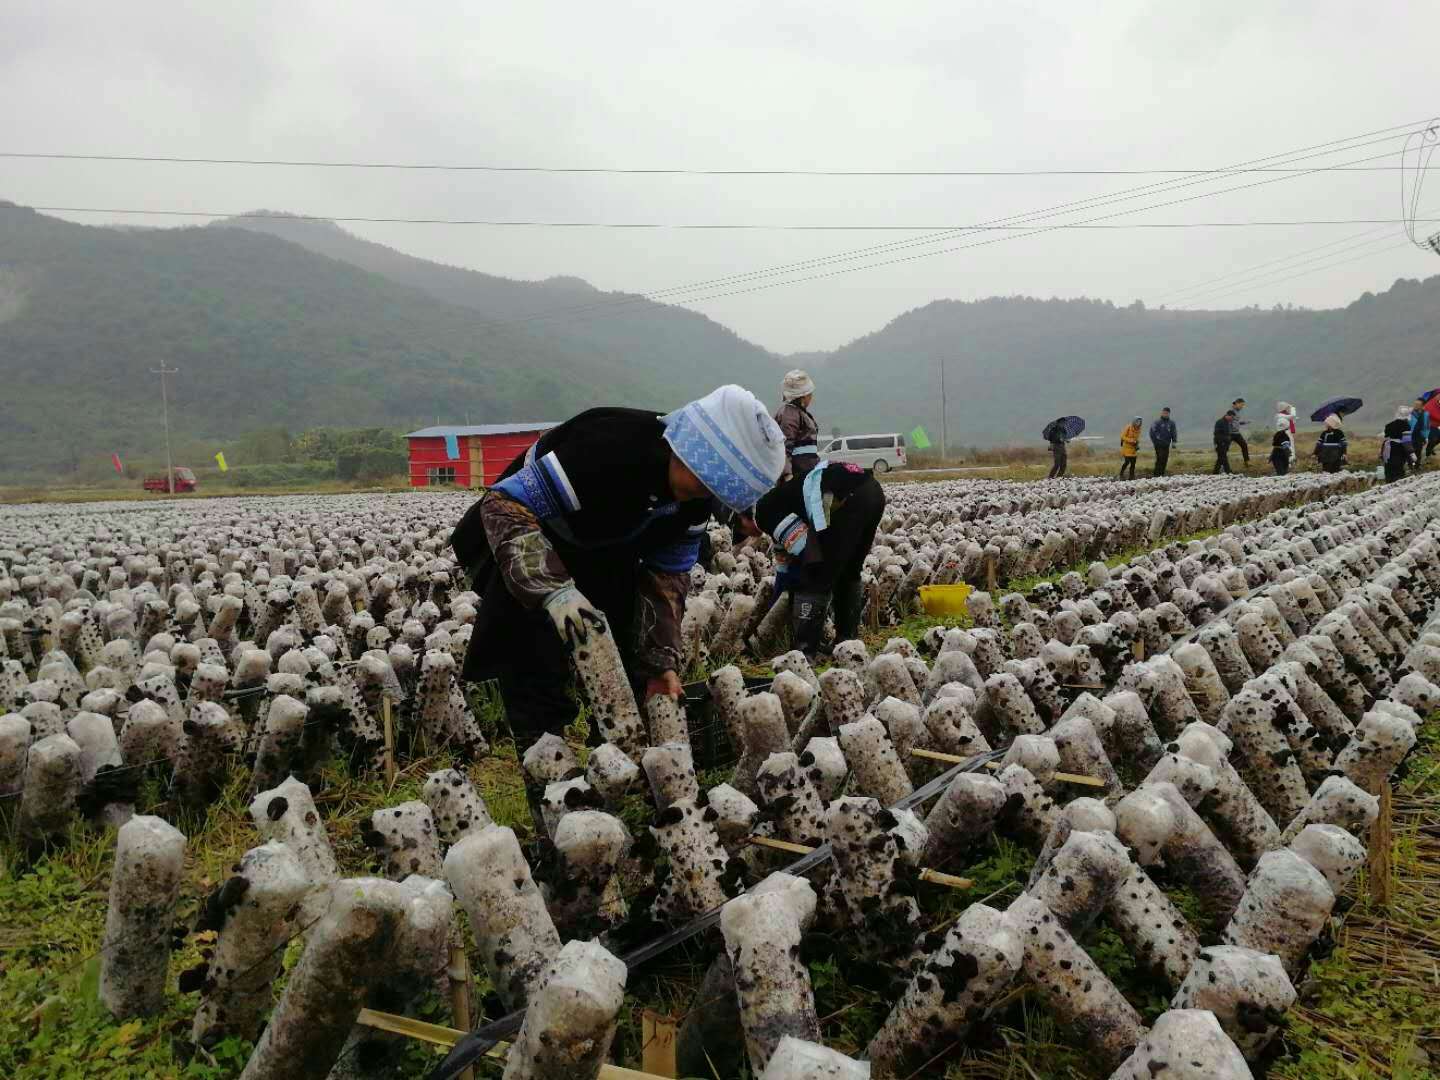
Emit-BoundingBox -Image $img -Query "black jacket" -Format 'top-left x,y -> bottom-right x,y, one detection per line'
451,407 -> 709,567
1149,417 -> 1178,446
1213,418 -> 1233,447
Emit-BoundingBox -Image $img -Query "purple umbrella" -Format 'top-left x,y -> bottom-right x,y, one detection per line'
1310,397 -> 1363,423
1042,416 -> 1087,441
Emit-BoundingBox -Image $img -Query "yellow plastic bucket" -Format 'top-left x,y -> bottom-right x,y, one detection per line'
919,583 -> 973,616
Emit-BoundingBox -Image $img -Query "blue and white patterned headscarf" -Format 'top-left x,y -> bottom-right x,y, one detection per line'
662,385 -> 785,512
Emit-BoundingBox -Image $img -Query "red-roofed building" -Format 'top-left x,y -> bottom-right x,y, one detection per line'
403,423 -> 556,488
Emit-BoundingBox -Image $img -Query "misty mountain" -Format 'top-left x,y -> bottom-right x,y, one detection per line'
0,204 -> 783,476
2,200 -> 1437,480
810,282 -> 1440,449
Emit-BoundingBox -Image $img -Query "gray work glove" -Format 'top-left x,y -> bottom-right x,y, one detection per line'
542,584 -> 608,651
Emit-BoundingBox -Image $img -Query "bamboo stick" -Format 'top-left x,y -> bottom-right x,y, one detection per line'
909,748 -> 1105,787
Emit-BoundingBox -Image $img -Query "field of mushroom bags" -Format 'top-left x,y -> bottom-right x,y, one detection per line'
1,470 -> 1438,1080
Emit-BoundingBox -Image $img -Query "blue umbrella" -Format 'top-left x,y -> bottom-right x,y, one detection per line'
1042,416 -> 1087,441
1419,388 -> 1440,403
1310,397 -> 1363,423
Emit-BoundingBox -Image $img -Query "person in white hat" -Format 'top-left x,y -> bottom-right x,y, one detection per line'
774,369 -> 821,481
451,385 -> 784,752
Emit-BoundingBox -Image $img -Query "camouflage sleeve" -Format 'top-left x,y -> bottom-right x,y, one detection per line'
480,492 -> 573,609
633,567 -> 690,677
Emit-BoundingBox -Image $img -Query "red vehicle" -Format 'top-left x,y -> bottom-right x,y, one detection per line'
142,467 -> 198,493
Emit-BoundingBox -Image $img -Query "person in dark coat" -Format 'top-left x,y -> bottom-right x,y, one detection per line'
1269,429 -> 1293,475
1229,397 -> 1250,467
1046,418 -> 1069,478
1313,413 -> 1348,474
753,460 -> 885,657
1213,410 -> 1236,474
1382,414 -> 1413,482
1149,407 -> 1178,477
774,369 -> 821,481
449,385 -> 784,751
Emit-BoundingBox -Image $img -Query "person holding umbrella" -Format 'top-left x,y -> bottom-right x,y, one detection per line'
1149,407 -> 1178,476
1314,413 -> 1349,473
1044,417 -> 1075,478
1118,416 -> 1142,480
1213,409 -> 1237,474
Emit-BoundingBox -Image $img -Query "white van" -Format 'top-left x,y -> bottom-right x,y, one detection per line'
820,433 -> 908,473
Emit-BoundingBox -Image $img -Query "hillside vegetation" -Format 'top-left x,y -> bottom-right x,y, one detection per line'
814,282 -> 1440,447
2,200 -> 1437,478
0,205 -> 782,477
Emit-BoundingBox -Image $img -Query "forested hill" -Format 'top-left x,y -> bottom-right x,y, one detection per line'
808,279 -> 1440,448
2,199 -> 1437,479
0,204 -> 783,476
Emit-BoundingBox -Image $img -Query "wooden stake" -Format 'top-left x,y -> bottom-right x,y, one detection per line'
355,1009 -> 666,1079
985,554 -> 998,593
748,835 -> 814,856
382,694 -> 397,787
747,836 -> 973,889
910,748 -> 1105,787
641,1011 -> 679,1078
919,868 -> 974,889
1367,783 -> 1393,908
1132,638 -> 1146,661
448,946 -> 475,1080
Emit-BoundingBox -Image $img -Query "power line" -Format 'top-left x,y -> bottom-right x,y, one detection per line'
507,141 -> 1416,327
1149,220 -> 1404,304
0,149 -> 1417,176
1172,239 -> 1416,310
12,205 -> 1439,232
467,126 -> 1429,329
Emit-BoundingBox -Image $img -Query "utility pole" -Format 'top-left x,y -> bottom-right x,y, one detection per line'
938,356 -> 948,460
150,362 -> 178,494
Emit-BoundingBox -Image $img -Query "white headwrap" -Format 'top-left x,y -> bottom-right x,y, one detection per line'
1324,413 -> 1344,431
663,385 -> 786,511
781,369 -> 816,402
1397,405 -> 1415,421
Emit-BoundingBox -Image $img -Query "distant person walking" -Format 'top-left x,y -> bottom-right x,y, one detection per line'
1229,398 -> 1251,468
1313,413 -> 1348,473
1383,408 -> 1414,482
1149,408 -> 1178,476
1045,418 -> 1070,478
1409,399 -> 1431,471
1213,410 -> 1236,474
1423,395 -> 1440,460
774,369 -> 820,481
1118,417 -> 1142,480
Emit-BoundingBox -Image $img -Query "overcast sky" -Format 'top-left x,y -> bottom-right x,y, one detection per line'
2,0 -> 1438,353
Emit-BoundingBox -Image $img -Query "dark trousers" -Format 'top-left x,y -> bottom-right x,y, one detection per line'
794,477 -> 886,640
1118,457 -> 1136,480
470,545 -> 644,751
1233,433 -> 1250,465
1427,429 -> 1440,459
1048,443 -> 1067,478
1152,443 -> 1170,476
1385,458 -> 1409,482
1213,444 -> 1232,474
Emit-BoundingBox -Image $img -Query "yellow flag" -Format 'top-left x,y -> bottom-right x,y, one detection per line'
215,451 -> 228,472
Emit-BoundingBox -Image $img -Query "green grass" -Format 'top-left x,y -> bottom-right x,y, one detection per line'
2,607 -> 1436,1077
